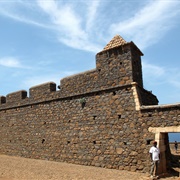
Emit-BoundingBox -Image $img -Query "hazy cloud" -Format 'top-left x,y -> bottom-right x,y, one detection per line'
110,1 -> 180,49
22,70 -> 77,89
142,61 -> 165,77
0,57 -> 31,69
0,57 -> 23,68
143,61 -> 180,90
0,1 -> 180,52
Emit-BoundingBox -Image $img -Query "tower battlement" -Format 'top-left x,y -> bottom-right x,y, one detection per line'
0,35 -> 145,107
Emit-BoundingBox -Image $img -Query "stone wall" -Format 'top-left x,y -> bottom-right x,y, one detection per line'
0,85 -> 140,170
0,36 -> 179,174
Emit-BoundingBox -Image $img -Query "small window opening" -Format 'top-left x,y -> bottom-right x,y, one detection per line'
98,69 -> 101,72
120,62 -> 123,65
81,102 -> 86,108
148,114 -> 152,117
93,115 -> 97,120
113,91 -> 116,95
67,141 -> 70,144
146,139 -> 153,145
93,141 -> 96,144
118,115 -> 121,119
42,139 -> 45,144
107,51 -> 110,58
123,142 -> 127,145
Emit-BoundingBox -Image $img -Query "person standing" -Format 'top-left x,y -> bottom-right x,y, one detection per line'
149,141 -> 160,179
174,141 -> 178,153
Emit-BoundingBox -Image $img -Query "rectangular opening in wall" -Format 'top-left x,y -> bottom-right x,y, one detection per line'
118,114 -> 121,119
123,142 -> 127,145
146,139 -> 153,145
42,139 -> 45,144
169,133 -> 180,154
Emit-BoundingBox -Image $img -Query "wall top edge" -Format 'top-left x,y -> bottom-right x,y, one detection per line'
0,83 -> 134,111
140,103 -> 180,110
61,69 -> 97,81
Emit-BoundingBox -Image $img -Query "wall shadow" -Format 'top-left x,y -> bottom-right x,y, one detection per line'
167,143 -> 180,178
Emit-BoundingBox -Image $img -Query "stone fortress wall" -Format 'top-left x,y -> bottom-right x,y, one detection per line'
0,35 -> 179,173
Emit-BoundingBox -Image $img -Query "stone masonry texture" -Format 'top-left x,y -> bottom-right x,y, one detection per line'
0,35 -> 179,174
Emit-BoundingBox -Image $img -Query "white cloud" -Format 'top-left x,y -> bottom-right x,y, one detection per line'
37,0 -> 84,36
85,0 -> 100,31
0,57 -> 31,69
21,70 -> 77,89
0,1 -> 180,52
0,57 -> 22,68
109,1 -> 180,49
142,61 -> 165,77
167,69 -> 180,89
143,61 -> 180,91
0,1 -> 52,29
37,0 -> 101,52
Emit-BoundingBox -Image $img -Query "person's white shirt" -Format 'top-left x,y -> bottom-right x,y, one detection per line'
149,146 -> 160,161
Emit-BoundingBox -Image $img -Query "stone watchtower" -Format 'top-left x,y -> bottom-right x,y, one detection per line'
96,35 -> 144,89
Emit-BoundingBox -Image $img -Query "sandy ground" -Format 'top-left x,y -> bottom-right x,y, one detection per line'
0,154 -> 179,180
0,146 -> 179,180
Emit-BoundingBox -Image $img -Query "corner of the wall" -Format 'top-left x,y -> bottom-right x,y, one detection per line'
131,82 -> 141,110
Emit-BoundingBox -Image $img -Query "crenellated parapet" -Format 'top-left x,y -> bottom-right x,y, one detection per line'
6,90 -> 27,103
60,69 -> 98,96
0,82 -> 60,109
29,82 -> 56,100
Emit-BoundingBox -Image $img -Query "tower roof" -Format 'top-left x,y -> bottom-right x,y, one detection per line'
102,35 -> 127,51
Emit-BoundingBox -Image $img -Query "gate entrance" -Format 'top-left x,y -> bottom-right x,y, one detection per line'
149,126 -> 180,175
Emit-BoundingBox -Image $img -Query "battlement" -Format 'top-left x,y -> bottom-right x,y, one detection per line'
6,90 -> 27,103
0,35 -> 152,109
0,82 -> 60,109
29,82 -> 56,100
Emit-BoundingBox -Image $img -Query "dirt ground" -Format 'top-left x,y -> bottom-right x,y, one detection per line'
0,147 -> 179,180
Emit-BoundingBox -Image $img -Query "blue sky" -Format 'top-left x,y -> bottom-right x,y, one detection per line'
0,0 -> 180,105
